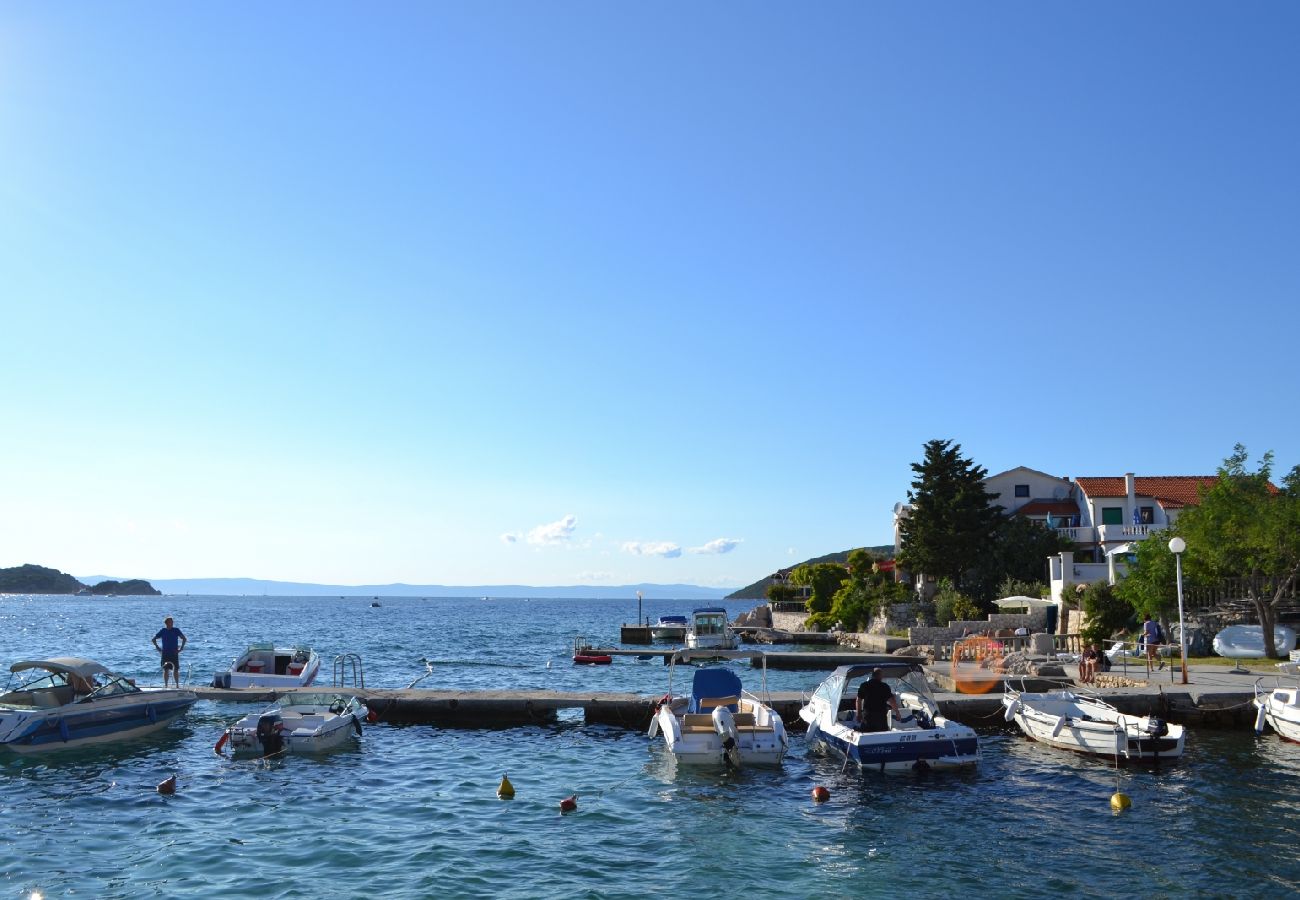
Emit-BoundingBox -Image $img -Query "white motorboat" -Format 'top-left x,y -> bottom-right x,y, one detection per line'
213,643 -> 321,689
217,693 -> 368,757
0,657 -> 197,752
1254,664 -> 1300,742
1213,624 -> 1297,660
648,649 -> 788,768
685,608 -> 737,650
650,615 -> 689,642
1002,687 -> 1184,761
799,662 -> 979,772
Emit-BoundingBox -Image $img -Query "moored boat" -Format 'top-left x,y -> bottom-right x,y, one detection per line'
648,649 -> 788,768
1213,624 -> 1297,660
572,636 -> 612,665
799,662 -> 979,772
213,643 -> 321,689
1254,664 -> 1300,742
649,615 -> 689,642
0,657 -> 197,752
685,608 -> 737,650
1002,687 -> 1184,761
217,693 -> 368,756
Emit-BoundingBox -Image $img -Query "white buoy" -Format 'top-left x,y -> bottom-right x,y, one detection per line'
1003,699 -> 1020,722
1255,703 -> 1269,734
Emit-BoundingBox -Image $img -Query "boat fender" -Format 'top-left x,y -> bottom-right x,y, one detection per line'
1051,715 -> 1068,738
352,714 -> 363,736
1255,703 -> 1269,735
1003,699 -> 1021,722
712,706 -> 741,770
214,731 -> 230,755
647,714 -> 660,739
366,708 -> 380,724
58,719 -> 70,743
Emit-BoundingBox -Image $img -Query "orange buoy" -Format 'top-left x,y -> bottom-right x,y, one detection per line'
812,785 -> 830,803
559,794 -> 578,813
157,775 -> 177,795
366,709 -> 379,724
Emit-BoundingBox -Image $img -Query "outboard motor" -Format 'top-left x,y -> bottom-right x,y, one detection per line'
256,714 -> 284,756
1144,717 -> 1168,739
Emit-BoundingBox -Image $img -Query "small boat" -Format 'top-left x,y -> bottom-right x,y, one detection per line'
685,608 -> 738,650
213,643 -> 321,689
1213,624 -> 1297,660
799,662 -> 979,772
217,693 -> 368,756
0,657 -> 197,752
370,601 -> 382,608
1002,687 -> 1184,761
1254,664 -> 1300,742
572,637 -> 612,665
649,649 -> 788,767
649,615 -> 689,642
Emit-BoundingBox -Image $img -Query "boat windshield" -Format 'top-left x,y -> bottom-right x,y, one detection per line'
283,693 -> 354,710
692,614 -> 727,635
82,673 -> 142,699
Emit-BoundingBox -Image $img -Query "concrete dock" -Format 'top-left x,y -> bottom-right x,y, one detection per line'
190,660 -> 1273,731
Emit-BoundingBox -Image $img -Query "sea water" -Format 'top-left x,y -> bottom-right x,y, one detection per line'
1,594 -> 1298,898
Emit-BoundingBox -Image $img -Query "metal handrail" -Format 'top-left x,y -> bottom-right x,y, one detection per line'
332,653 -> 364,688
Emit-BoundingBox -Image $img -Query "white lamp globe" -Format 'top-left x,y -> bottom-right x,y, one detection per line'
1168,537 -> 1186,554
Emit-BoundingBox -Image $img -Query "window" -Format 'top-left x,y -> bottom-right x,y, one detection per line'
1101,507 -> 1123,525
1014,484 -> 1030,498
1139,507 -> 1154,524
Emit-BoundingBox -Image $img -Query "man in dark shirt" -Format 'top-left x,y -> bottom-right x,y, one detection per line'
151,617 -> 187,687
856,667 -> 900,732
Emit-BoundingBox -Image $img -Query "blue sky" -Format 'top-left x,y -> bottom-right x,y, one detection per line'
2,3 -> 1297,589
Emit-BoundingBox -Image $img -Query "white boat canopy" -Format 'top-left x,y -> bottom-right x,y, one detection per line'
9,658 -> 114,678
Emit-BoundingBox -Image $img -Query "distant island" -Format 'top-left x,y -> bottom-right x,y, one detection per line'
0,564 -> 160,596
117,576 -> 734,601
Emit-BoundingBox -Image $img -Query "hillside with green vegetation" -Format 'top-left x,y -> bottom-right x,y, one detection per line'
0,564 -> 160,596
726,546 -> 895,600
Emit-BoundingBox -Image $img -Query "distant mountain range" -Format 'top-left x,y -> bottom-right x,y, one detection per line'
78,575 -> 735,601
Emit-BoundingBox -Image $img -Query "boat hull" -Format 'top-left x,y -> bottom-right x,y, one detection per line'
225,699 -> 367,756
1003,691 -> 1185,761
0,694 -> 197,753
652,700 -> 788,767
1255,690 -> 1300,742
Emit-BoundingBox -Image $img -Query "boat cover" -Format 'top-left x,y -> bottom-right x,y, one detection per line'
689,668 -> 741,713
9,657 -> 114,678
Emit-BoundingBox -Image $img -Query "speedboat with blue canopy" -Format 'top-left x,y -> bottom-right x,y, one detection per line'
0,657 -> 197,752
649,649 -> 787,767
799,662 -> 979,772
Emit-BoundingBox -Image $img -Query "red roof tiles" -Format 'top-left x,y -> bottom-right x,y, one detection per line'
1074,476 -> 1222,509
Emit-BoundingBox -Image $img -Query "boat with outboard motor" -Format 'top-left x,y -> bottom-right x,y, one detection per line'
0,657 -> 197,752
799,662 -> 979,772
1002,685 -> 1184,761
216,693 -> 368,756
648,649 -> 788,767
649,615 -> 689,642
685,608 -> 737,650
213,643 -> 321,689
1254,663 -> 1300,742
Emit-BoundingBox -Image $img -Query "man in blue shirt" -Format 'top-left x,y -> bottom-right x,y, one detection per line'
151,617 -> 187,687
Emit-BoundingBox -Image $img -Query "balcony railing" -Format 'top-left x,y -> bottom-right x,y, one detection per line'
1097,523 -> 1160,543
1053,526 -> 1095,543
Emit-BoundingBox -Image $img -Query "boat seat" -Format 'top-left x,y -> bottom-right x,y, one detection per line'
683,714 -> 715,730
697,695 -> 739,712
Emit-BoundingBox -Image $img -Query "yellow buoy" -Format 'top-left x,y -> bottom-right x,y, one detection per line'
1110,792 -> 1131,812
497,774 -> 515,799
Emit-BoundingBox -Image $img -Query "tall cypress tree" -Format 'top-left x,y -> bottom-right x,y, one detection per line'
898,439 -> 1005,593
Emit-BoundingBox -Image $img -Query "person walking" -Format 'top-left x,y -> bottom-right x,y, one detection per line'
152,616 -> 187,687
1141,614 -> 1163,673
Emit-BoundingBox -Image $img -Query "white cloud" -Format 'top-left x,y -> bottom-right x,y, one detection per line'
576,571 -> 614,582
500,532 -> 520,544
622,541 -> 682,559
688,537 -> 741,555
527,514 -> 577,546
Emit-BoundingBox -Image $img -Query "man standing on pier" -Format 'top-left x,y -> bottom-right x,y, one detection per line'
152,616 -> 187,687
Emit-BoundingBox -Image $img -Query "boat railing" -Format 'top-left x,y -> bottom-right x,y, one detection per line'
333,653 -> 365,689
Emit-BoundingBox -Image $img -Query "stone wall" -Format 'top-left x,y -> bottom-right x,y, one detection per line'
908,610 -> 1048,647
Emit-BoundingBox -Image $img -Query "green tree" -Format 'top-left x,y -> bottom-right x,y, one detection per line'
1113,530 -> 1182,622
898,439 -> 1005,595
765,581 -> 797,604
1176,445 -> 1300,658
1079,581 -> 1133,647
791,562 -> 848,620
968,516 -> 1074,603
826,549 -> 910,630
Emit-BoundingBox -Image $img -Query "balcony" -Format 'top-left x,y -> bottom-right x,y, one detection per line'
1053,525 -> 1096,544
1097,523 -> 1161,543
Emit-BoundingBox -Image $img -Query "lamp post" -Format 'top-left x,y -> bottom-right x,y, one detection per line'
1169,537 -> 1188,684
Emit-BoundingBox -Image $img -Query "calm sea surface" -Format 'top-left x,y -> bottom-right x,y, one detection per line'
2,594 -> 1298,899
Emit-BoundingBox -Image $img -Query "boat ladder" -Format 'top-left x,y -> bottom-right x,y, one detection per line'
333,653 -> 365,689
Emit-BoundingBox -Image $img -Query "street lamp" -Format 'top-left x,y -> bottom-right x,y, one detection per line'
1169,537 -> 1188,684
